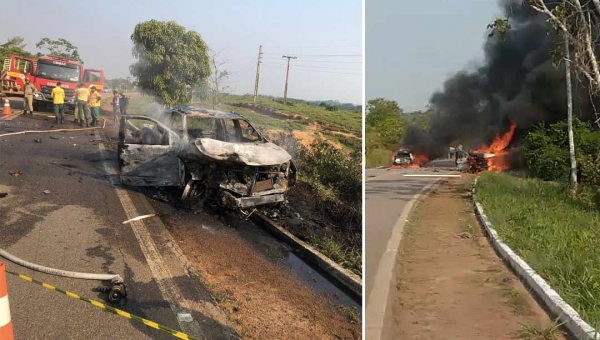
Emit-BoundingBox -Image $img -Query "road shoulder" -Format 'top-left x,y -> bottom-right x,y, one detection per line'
388,175 -> 564,340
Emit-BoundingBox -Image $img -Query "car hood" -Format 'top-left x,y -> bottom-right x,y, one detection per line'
191,138 -> 292,166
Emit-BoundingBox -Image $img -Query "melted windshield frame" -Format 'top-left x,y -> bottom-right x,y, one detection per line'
184,116 -> 265,143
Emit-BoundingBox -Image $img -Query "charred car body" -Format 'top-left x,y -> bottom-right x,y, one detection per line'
117,106 -> 297,210
392,149 -> 414,166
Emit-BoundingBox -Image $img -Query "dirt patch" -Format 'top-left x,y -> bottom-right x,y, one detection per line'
389,175 -> 566,340
263,126 -> 343,150
153,205 -> 361,340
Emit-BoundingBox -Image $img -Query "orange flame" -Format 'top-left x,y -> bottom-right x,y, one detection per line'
473,122 -> 517,172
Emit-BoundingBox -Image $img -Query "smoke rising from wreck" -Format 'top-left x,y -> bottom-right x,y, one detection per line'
403,0 -> 598,159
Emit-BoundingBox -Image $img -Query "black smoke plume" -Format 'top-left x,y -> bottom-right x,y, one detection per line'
403,0 -> 598,158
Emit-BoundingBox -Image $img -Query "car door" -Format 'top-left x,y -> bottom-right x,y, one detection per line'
118,115 -> 183,186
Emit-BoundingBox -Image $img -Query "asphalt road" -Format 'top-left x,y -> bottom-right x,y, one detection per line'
0,110 -> 237,340
365,162 -> 461,339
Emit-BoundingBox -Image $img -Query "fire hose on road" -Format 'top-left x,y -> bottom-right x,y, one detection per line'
0,248 -> 126,302
0,116 -> 127,302
0,117 -> 107,138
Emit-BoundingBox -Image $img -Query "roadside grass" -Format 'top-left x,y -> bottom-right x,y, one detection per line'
366,147 -> 391,168
516,319 -> 565,340
223,94 -> 362,136
501,287 -> 529,315
219,104 -> 307,131
270,131 -> 362,276
476,172 -> 600,329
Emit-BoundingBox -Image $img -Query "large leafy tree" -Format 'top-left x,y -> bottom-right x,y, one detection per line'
130,20 -> 211,107
366,98 -> 406,147
36,38 -> 81,61
0,36 -> 35,61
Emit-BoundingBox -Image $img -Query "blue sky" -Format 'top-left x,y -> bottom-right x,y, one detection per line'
366,0 -> 502,111
1,0 -> 361,104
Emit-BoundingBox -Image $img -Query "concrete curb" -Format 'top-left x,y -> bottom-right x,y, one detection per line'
250,213 -> 362,299
366,178 -> 443,340
472,177 -> 599,340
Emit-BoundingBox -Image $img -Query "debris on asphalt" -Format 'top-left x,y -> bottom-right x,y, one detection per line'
73,144 -> 77,146
49,136 -> 59,140
9,170 -> 22,177
122,213 -> 157,225
34,138 -> 41,143
455,232 -> 473,239
177,313 -> 193,323
0,192 -> 7,198
152,192 -> 169,203
43,190 -> 50,194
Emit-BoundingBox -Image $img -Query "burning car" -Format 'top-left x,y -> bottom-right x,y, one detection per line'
117,106 -> 297,210
392,149 -> 414,166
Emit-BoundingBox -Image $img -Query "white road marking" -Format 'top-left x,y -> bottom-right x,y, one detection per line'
94,130 -> 207,338
402,174 -> 461,177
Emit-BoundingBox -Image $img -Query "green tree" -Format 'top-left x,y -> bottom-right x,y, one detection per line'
105,77 -> 137,91
130,20 -> 211,107
366,98 -> 406,146
36,38 -> 81,61
0,36 -> 35,61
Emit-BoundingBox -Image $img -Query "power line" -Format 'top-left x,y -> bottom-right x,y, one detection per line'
229,59 -> 257,74
263,63 -> 361,76
262,62 -> 360,71
262,53 -> 361,57
262,57 -> 361,64
263,45 -> 361,49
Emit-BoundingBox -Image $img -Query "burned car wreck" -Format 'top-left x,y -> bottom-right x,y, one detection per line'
392,149 -> 414,166
117,106 -> 297,210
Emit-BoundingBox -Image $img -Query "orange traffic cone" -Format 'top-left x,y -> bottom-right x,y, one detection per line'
0,263 -> 14,340
2,99 -> 10,115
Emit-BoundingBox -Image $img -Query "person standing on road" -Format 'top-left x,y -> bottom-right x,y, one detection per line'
50,82 -> 65,124
75,83 -> 90,127
23,79 -> 37,116
119,93 -> 128,116
89,86 -> 102,127
112,90 -> 120,125
72,95 -> 79,124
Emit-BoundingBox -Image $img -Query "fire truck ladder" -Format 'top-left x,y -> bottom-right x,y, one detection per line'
2,58 -> 10,72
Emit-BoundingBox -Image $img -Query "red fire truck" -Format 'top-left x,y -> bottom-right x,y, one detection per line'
1,54 -> 104,112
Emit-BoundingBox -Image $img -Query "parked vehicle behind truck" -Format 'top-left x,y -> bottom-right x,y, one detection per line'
1,54 -> 104,112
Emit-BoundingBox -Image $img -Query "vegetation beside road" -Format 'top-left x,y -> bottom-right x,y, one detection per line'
476,171 -> 600,329
270,131 -> 362,276
223,94 -> 362,137
365,98 -> 430,168
474,119 -> 600,328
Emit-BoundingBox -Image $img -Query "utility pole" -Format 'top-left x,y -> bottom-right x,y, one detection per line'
282,55 -> 296,105
253,45 -> 262,104
564,29 -> 578,195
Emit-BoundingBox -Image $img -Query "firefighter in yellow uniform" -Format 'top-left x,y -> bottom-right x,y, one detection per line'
89,86 -> 102,127
23,79 -> 37,116
50,82 -> 65,124
75,83 -> 90,127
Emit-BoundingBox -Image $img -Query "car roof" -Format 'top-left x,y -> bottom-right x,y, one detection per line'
166,105 -> 245,119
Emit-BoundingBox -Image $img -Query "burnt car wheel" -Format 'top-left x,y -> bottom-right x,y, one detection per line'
181,178 -> 197,200
181,178 -> 205,200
